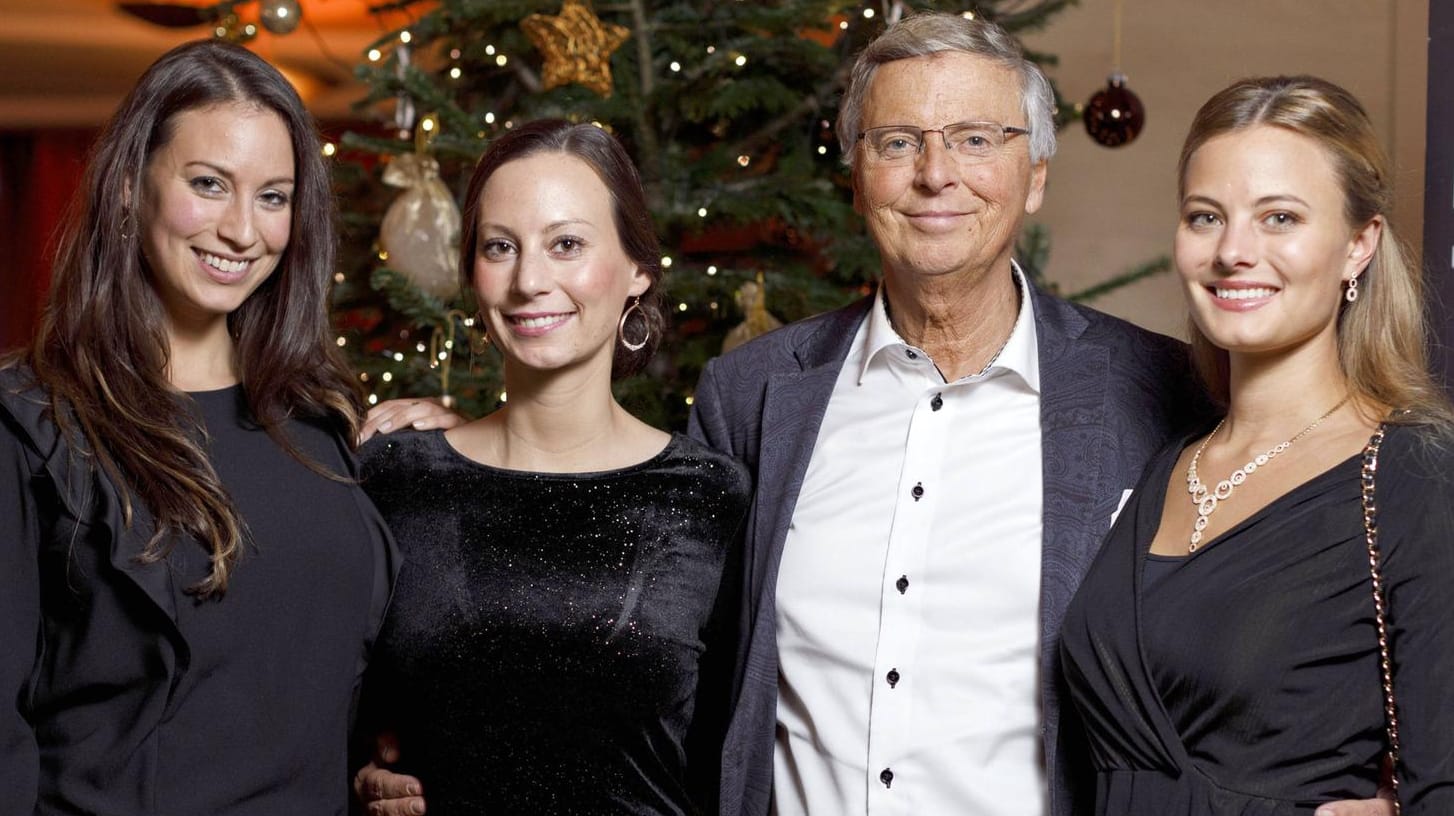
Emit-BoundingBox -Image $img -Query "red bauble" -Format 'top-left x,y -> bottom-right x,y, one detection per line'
1084,73 -> 1145,148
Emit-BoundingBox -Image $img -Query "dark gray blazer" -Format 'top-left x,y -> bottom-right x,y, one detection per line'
687,284 -> 1205,816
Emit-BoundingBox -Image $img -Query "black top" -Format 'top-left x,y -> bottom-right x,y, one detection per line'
359,430 -> 752,815
0,377 -> 396,815
1061,422 -> 1454,814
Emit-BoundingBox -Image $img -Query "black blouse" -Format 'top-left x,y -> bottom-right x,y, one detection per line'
359,430 -> 751,815
1061,422 -> 1454,814
0,374 -> 396,816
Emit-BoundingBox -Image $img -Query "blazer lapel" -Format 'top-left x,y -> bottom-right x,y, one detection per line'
747,299 -> 868,613
1034,288 -> 1111,647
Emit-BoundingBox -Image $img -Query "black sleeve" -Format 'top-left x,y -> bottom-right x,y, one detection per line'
1378,433 -> 1454,812
0,409 -> 42,815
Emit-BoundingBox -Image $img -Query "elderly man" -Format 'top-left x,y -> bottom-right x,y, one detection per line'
356,12 -> 1395,816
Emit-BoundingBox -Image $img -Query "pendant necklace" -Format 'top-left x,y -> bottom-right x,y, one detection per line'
1185,395 -> 1350,552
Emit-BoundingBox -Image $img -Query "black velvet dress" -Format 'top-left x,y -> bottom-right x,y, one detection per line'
1061,423 -> 1454,814
359,430 -> 751,815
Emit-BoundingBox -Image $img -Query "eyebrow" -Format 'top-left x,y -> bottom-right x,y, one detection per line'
1181,193 -> 1311,209
184,160 -> 294,188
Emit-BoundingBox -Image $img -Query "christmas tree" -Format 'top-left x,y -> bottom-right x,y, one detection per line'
331,0 -> 1158,430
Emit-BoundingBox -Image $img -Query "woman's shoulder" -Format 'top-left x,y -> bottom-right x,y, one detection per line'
1377,421 -> 1454,490
660,433 -> 752,500
357,429 -> 443,480
0,363 -> 63,455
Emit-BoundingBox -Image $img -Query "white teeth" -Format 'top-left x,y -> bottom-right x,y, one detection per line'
201,252 -> 249,274
513,314 -> 571,328
1214,286 -> 1277,300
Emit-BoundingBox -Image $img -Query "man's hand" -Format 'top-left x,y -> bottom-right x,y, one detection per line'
353,732 -> 426,816
1314,790 -> 1395,816
360,397 -> 465,444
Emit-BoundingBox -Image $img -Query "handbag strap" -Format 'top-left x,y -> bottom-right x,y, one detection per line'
1360,423 -> 1401,813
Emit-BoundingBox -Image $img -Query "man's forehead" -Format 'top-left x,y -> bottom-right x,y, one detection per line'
862,52 -> 1023,122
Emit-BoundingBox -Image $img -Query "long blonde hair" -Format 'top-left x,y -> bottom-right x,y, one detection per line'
1178,75 -> 1453,426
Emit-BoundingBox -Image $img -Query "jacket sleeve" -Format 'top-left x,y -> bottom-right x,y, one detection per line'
0,410 -> 41,815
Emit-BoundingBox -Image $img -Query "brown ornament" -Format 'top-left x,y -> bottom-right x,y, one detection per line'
1083,73 -> 1145,148
520,0 -> 631,98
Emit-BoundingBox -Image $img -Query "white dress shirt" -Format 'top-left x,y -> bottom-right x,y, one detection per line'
772,268 -> 1046,816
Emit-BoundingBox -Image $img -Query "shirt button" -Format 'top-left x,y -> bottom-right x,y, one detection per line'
911,482 -> 924,501
930,393 -> 943,411
905,349 -> 917,360
880,768 -> 894,788
896,575 -> 909,594
886,668 -> 900,687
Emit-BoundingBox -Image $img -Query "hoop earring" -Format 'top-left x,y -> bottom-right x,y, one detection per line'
1345,275 -> 1360,303
618,296 -> 648,352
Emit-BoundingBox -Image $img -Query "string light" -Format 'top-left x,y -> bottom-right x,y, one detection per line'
495,55 -> 508,66
661,256 -> 673,268
706,46 -> 716,54
707,265 -> 718,276
382,371 -> 394,382
485,112 -> 496,124
839,20 -> 849,30
737,155 -> 751,167
734,55 -> 747,67
359,372 -> 370,382
499,391 -> 508,403
400,30 -> 412,44
863,8 -> 875,18
685,395 -> 695,406
368,394 -> 379,405
486,45 -> 497,55
335,336 -> 347,347
322,142 -> 336,157
697,207 -> 708,217
415,343 -> 426,353
333,272 -> 345,283
450,48 -> 462,59
678,302 -> 688,312
368,48 -> 382,62
450,67 -> 462,79
394,352 -> 406,362
818,146 -> 828,154
670,61 -> 681,72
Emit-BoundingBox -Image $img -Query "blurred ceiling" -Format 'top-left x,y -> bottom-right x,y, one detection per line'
0,0 -> 424,128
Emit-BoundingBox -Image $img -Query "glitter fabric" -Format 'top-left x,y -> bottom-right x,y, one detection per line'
359,430 -> 751,815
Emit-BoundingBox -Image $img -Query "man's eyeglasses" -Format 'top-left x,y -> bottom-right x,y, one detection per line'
857,121 -> 1031,165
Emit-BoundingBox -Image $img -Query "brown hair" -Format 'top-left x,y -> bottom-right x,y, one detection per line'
1177,75 -> 1453,426
14,39 -> 361,598
457,118 -> 665,379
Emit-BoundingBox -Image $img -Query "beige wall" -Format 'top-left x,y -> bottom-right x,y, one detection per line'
1020,0 -> 1429,339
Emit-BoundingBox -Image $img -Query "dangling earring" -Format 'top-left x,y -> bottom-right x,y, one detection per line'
618,296 -> 648,352
118,213 -> 132,241
1345,275 -> 1360,303
469,313 -> 492,354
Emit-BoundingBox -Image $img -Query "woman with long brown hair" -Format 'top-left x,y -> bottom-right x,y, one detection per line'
0,40 -> 395,813
1060,75 -> 1454,814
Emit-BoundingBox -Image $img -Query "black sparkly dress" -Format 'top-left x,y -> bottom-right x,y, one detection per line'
359,430 -> 752,815
1060,423 -> 1454,814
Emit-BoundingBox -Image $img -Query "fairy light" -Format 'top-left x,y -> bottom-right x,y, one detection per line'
698,207 -> 708,217
450,48 -> 461,59
685,395 -> 695,406
335,336 -> 346,347
382,371 -> 394,382
962,11 -> 975,19
333,272 -> 345,283
734,55 -> 747,67
707,265 -> 718,276
368,48 -> 382,62
495,55 -> 508,67
499,391 -> 508,403
818,146 -> 828,155
368,394 -> 379,405
678,302 -> 689,312
661,256 -> 674,268
378,249 -> 389,261
486,45 -> 497,55
863,8 -> 875,18
485,112 -> 496,124
839,20 -> 849,30
322,142 -> 336,157
670,61 -> 681,72
450,67 -> 462,79
415,343 -> 426,353
393,352 -> 405,362
706,46 -> 716,54
359,372 -> 370,382
737,155 -> 751,167
399,30 -> 412,44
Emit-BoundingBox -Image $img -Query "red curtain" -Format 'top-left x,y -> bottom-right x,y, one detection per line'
1,130 -> 93,352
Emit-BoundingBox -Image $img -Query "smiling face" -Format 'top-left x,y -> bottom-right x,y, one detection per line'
138,101 -> 294,336
852,51 -> 1046,285
1175,125 -> 1380,360
471,151 -> 648,378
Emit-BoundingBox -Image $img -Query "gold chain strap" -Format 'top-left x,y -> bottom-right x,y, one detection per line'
1360,423 -> 1401,814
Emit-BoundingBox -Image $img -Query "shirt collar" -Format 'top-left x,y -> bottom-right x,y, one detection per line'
858,261 -> 1041,393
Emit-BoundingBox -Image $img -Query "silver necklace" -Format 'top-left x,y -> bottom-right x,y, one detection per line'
1185,396 -> 1350,552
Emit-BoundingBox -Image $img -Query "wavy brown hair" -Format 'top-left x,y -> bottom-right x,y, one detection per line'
13,39 -> 362,598
456,119 -> 665,379
1178,75 -> 1454,427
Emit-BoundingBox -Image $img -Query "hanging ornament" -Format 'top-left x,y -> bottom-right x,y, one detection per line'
722,271 -> 784,354
379,115 -> 462,300
1083,0 -> 1145,148
259,0 -> 301,35
520,0 -> 631,97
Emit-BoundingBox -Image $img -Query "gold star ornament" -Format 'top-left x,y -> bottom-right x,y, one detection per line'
521,0 -> 631,98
